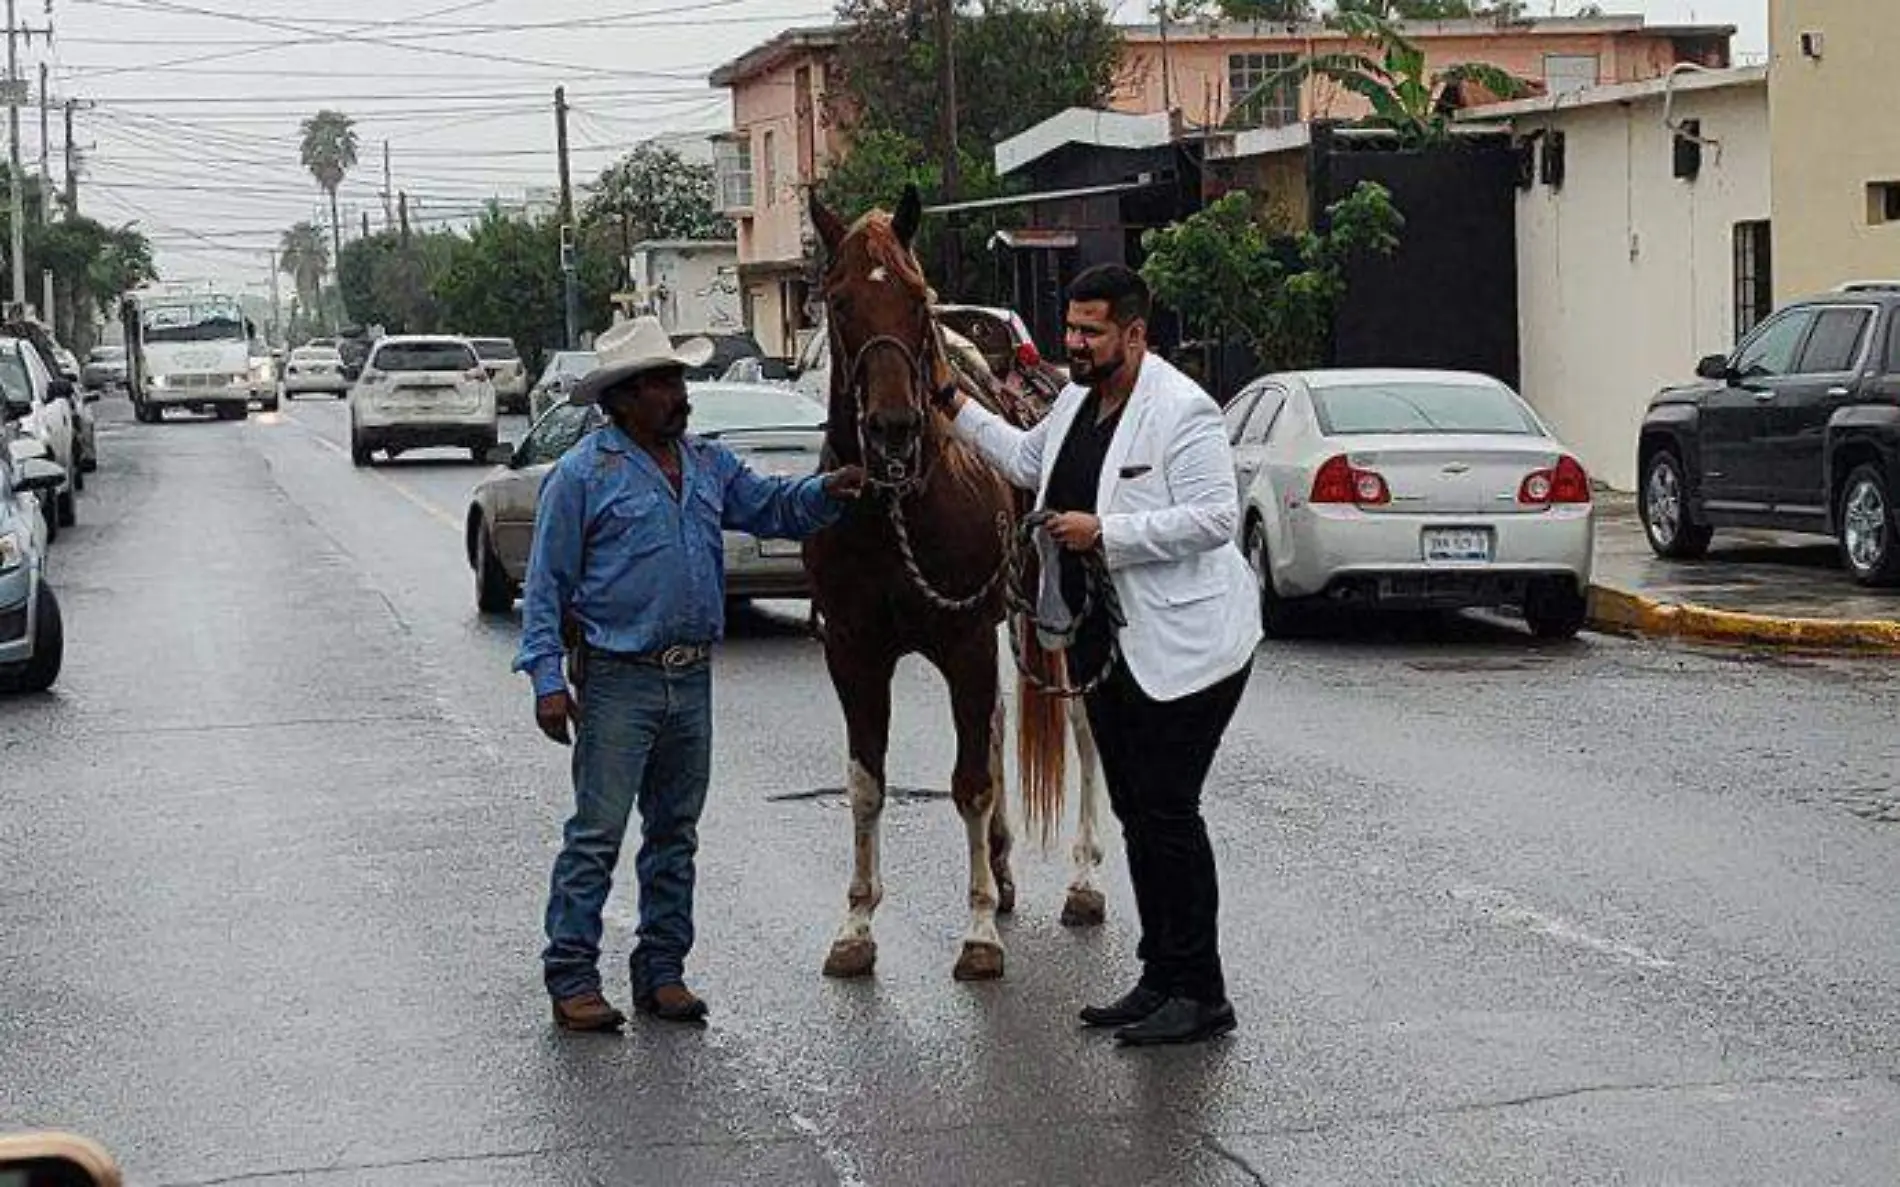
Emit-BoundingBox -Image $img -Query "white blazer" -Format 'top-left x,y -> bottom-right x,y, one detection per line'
953,353 -> 1262,701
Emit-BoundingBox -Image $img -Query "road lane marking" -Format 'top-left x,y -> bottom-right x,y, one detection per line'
280,406 -> 464,535
1450,884 -> 1676,971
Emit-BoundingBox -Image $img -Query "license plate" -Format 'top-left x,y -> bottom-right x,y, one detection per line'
1422,527 -> 1493,563
758,539 -> 802,558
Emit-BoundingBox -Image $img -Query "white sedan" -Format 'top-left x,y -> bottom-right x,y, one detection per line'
1230,369 -> 1595,638
0,338 -> 77,534
282,345 -> 351,399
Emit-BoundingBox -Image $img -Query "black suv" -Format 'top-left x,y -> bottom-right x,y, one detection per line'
1638,283 -> 1900,586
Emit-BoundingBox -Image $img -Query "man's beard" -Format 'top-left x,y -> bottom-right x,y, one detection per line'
657,402 -> 691,441
1070,351 -> 1122,389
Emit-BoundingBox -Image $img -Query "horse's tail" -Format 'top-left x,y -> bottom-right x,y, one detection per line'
1016,636 -> 1069,848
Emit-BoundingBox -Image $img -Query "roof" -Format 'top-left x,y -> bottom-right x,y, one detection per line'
1120,14 -> 1734,42
995,107 -> 1175,177
1458,64 -> 1765,120
629,239 -> 739,253
709,25 -> 842,87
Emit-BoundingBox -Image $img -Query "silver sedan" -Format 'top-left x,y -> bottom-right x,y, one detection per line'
466,382 -> 828,614
1231,369 -> 1595,638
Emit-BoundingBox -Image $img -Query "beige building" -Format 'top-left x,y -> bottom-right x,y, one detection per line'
622,241 -> 741,337
1768,0 -> 1900,300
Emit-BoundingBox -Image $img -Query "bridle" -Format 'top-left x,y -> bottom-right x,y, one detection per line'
826,297 -> 956,498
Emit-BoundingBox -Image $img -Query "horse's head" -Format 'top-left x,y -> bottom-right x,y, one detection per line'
810,185 -> 948,488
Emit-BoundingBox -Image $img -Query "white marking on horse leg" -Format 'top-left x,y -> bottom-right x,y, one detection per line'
961,796 -> 1002,953
834,758 -> 884,945
1067,701 -> 1105,895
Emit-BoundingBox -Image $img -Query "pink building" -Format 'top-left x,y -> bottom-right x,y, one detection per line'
708,26 -> 845,359
1114,14 -> 1731,131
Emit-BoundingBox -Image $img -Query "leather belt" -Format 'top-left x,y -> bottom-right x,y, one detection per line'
590,643 -> 712,669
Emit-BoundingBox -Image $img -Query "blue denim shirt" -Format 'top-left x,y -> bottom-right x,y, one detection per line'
514,425 -> 840,698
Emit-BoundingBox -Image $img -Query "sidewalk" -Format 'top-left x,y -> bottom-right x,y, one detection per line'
1588,493 -> 1900,651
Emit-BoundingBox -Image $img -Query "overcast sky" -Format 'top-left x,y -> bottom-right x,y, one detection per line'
39,0 -> 1764,291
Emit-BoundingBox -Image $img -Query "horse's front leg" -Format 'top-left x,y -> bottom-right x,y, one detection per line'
942,637 -> 1005,982
822,646 -> 895,980
1060,700 -> 1108,927
986,692 -> 1016,917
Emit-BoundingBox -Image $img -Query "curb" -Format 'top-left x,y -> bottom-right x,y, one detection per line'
1586,585 -> 1900,654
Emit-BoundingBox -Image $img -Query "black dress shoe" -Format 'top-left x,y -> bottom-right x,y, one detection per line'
1114,997 -> 1237,1047
1079,984 -> 1169,1028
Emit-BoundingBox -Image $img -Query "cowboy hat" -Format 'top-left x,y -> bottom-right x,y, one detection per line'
570,315 -> 714,406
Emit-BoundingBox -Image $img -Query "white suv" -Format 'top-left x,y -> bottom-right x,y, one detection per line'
349,336 -> 498,467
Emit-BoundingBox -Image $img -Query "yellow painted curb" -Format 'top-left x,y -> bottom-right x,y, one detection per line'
1587,585 -> 1900,653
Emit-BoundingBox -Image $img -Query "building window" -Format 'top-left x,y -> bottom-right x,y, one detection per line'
1733,220 -> 1773,340
1867,182 -> 1900,225
1544,54 -> 1600,96
1227,53 -> 1299,129
760,131 -> 777,208
714,136 -> 754,213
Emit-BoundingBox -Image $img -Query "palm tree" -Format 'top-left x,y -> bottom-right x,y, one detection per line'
278,221 -> 330,326
1229,12 -> 1528,146
299,109 -> 359,263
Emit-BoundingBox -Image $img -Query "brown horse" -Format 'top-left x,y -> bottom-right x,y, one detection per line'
803,186 -> 1107,983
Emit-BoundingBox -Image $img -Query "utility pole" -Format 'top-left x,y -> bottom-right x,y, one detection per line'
555,85 -> 578,349
35,59 -> 46,220
7,0 -> 26,314
398,190 -> 410,244
360,210 -> 370,241
266,250 -> 281,346
933,0 -> 961,296
381,139 -> 393,232
61,96 -> 74,214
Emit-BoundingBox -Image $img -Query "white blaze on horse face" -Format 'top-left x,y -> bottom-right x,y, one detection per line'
835,757 -> 884,944
1067,701 -> 1105,893
868,266 -> 889,285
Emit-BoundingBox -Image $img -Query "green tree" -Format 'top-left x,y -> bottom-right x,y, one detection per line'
584,142 -> 731,253
299,109 -> 359,264
1234,10 -> 1528,144
825,0 -> 1122,300
1168,0 -> 1316,20
30,214 -> 155,350
1140,182 -> 1402,373
432,210 -> 618,374
278,221 -> 331,329
338,229 -> 457,334
1330,0 -> 1527,19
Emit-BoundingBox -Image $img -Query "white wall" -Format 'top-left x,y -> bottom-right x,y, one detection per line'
1514,84 -> 1770,489
631,245 -> 742,336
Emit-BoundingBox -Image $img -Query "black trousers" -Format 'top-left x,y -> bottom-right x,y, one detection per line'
1084,658 -> 1251,1005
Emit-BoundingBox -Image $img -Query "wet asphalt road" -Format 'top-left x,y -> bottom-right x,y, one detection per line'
8,395 -> 1900,1185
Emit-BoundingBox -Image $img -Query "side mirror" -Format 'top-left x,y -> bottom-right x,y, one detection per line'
1695,354 -> 1732,382
0,1131 -> 125,1185
17,456 -> 66,494
483,442 -> 517,467
47,379 -> 75,402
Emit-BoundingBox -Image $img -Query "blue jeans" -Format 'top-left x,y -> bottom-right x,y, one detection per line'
542,652 -> 713,1001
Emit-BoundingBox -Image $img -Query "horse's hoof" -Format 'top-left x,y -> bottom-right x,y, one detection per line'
953,941 -> 1005,982
823,939 -> 877,979
995,878 -> 1017,917
1060,887 -> 1107,928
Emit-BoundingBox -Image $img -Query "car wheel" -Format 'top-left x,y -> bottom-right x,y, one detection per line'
71,459 -> 84,493
1524,577 -> 1589,640
1639,449 -> 1712,559
3,581 -> 64,693
475,521 -> 516,615
351,436 -> 371,467
133,400 -> 156,424
39,491 -> 57,544
1246,521 -> 1304,638
262,397 -> 279,412
56,485 -> 76,528
216,404 -> 247,421
1838,463 -> 1900,587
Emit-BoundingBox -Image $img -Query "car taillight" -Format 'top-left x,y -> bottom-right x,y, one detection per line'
1311,454 -> 1390,506
1015,341 -> 1042,369
360,370 -> 383,385
1518,455 -> 1592,505
465,368 -> 487,382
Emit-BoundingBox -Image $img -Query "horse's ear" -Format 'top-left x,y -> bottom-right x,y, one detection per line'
809,190 -> 847,255
893,184 -> 922,249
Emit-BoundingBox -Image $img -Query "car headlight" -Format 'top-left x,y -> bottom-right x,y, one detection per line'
0,529 -> 24,573
151,374 -> 170,389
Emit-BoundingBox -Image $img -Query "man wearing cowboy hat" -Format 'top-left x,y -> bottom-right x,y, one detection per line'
516,315 -> 865,1032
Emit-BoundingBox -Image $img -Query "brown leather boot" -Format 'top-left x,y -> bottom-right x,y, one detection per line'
634,983 -> 709,1023
551,991 -> 626,1032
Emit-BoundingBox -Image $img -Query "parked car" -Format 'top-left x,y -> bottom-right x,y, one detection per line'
466,382 -> 827,613
1232,369 -> 1595,638
0,431 -> 65,693
527,350 -> 598,423
51,344 -> 81,383
281,345 -> 350,399
0,337 -> 79,529
82,345 -> 127,391
348,335 -> 498,467
471,337 -> 530,413
1638,282 -> 1900,586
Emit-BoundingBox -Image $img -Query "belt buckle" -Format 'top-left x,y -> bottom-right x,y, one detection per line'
660,644 -> 696,668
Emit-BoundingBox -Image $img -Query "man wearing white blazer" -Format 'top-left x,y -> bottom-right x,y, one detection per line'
942,264 -> 1262,1046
